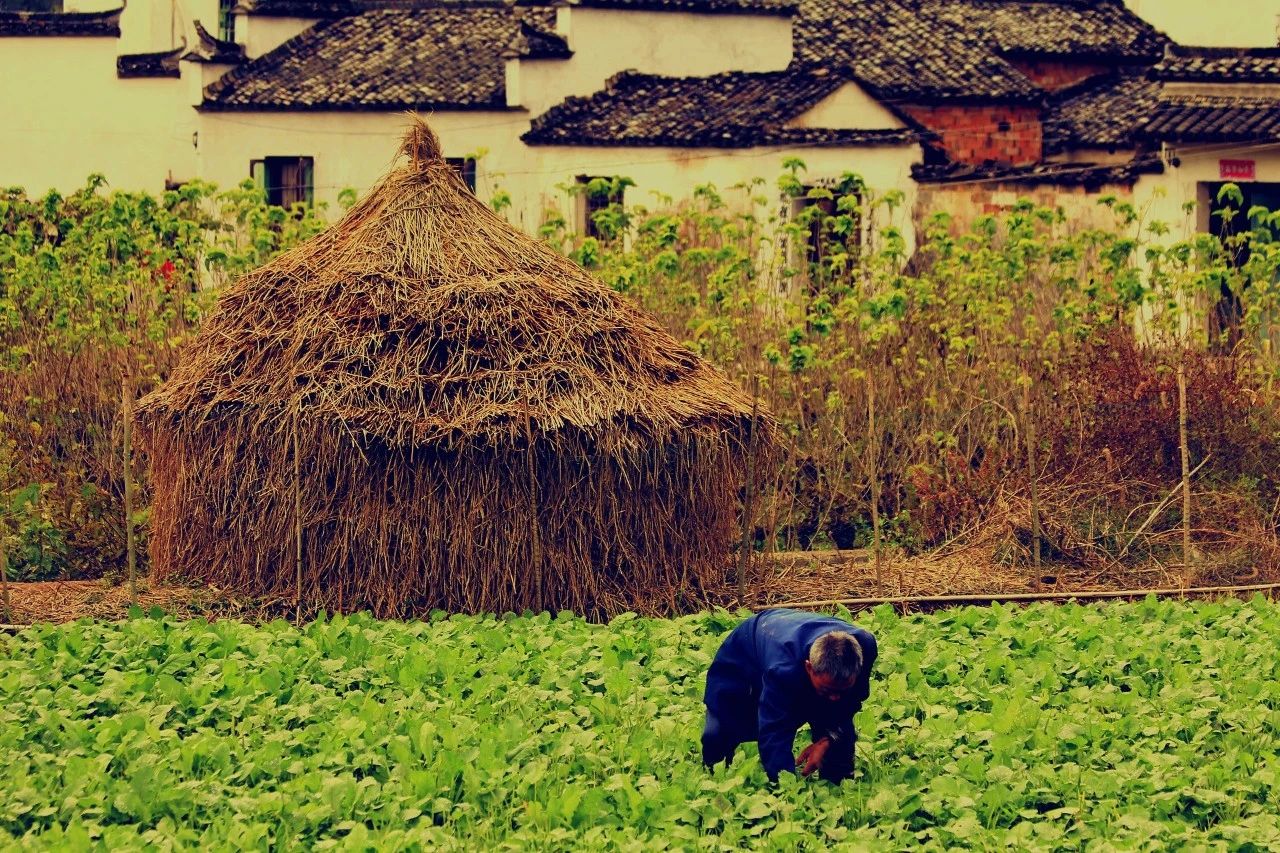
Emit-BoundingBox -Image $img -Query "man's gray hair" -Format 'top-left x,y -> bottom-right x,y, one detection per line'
809,631 -> 862,683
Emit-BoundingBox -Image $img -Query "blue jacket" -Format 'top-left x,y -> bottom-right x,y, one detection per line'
704,608 -> 877,780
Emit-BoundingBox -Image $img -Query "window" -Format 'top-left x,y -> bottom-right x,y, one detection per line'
576,175 -> 625,240
218,0 -> 235,43
250,157 -> 314,208
789,178 -> 863,285
446,157 -> 476,193
1205,180 -> 1280,352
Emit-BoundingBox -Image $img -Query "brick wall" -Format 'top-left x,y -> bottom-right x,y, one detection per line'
1006,58 -> 1112,92
913,180 -> 1135,235
902,104 -> 1043,166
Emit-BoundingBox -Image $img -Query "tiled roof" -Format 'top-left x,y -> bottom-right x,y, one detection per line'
504,18 -> 571,58
231,0 -> 360,18
203,6 -> 553,110
1044,69 -> 1161,149
118,46 -> 185,78
186,20 -> 246,64
1141,96 -> 1280,143
912,156 -> 1163,187
924,0 -> 1168,61
523,68 -> 921,146
232,0 -> 516,18
1047,66 -> 1280,149
0,7 -> 121,37
795,0 -> 1043,103
1152,46 -> 1280,84
515,0 -> 797,15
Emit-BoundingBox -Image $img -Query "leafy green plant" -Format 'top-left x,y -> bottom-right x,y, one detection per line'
2,599 -> 1279,849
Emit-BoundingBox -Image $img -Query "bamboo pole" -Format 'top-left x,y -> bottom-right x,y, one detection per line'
1177,360 -> 1192,579
757,581 -> 1280,612
1022,380 -> 1041,574
738,376 -> 760,605
122,376 -> 137,605
867,371 -> 883,588
293,412 -> 303,622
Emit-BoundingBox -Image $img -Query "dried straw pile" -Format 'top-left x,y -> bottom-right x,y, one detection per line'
136,118 -> 770,618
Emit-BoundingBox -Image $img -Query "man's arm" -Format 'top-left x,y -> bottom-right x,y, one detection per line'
756,669 -> 800,781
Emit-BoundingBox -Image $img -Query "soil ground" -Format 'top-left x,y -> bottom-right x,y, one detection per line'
3,542 -> 1275,625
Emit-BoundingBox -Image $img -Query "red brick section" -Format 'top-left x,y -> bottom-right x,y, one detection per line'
1006,58 -> 1112,93
902,104 -> 1042,166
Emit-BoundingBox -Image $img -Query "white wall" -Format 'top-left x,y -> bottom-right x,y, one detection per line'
196,110 -> 532,210
786,82 -> 906,130
0,36 -> 199,196
117,0 -> 179,54
511,7 -> 791,115
1126,0 -> 1280,47
1135,144 -> 1280,237
235,14 -> 316,59
515,142 -> 922,251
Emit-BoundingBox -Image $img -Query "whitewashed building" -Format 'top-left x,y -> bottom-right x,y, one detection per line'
1,0 -> 1278,246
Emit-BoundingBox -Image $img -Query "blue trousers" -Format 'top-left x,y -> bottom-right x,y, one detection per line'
701,706 -> 855,782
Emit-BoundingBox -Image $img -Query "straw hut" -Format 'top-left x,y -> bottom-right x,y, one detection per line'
136,118 -> 772,618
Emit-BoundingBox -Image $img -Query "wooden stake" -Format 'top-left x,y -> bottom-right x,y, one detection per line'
0,515 -> 9,625
1178,359 -> 1193,577
867,372 -> 883,588
738,375 -> 760,605
523,397 -> 543,611
122,376 -> 137,604
294,412 -> 304,622
1022,381 -> 1041,573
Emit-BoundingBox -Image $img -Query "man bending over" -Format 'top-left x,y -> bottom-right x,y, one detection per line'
702,608 -> 877,782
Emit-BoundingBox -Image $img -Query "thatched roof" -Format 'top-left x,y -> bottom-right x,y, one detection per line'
137,118 -> 756,450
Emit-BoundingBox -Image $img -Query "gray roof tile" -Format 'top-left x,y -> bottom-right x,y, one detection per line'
203,6 -> 553,110
523,68 -> 923,146
1153,46 -> 1280,84
0,7 -> 121,37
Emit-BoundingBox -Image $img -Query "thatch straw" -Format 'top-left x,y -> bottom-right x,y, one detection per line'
136,116 -> 774,618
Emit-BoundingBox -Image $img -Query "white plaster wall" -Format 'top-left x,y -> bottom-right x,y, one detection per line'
63,0 -> 119,11
1134,145 -> 1280,239
195,110 -> 531,211
0,37 -> 198,195
513,142 -> 922,252
196,109 -> 923,252
236,14 -> 316,59
117,0 -> 179,54
786,82 -> 906,130
513,7 -> 792,115
1125,0 -> 1280,47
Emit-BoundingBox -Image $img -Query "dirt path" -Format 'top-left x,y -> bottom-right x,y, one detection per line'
2,546 -> 1273,626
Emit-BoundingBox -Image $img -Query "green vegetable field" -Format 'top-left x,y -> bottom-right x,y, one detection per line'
3,598 -> 1279,850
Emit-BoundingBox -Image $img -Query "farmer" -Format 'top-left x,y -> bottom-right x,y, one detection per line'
701,608 -> 877,783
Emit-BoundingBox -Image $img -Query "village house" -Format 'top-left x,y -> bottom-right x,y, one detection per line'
2,0 -> 1278,248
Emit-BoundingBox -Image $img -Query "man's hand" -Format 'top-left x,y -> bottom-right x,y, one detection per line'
795,737 -> 831,776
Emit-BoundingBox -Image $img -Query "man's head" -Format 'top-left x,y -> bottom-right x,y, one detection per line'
805,631 -> 862,702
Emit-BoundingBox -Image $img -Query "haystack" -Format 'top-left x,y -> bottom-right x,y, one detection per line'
136,118 -> 771,618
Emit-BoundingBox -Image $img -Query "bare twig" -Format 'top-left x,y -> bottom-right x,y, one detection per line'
122,375 -> 137,605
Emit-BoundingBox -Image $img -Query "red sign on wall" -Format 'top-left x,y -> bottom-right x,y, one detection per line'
1220,159 -> 1256,181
